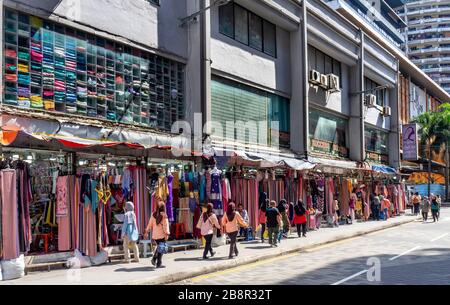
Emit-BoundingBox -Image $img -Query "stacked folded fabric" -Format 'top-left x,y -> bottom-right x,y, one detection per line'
107,111 -> 117,121
5,86 -> 17,93
18,64 -> 29,73
141,81 -> 150,90
5,49 -> 17,58
5,74 -> 18,82
31,73 -> 42,86
18,73 -> 30,86
66,60 -> 77,72
18,51 -> 29,61
132,80 -> 141,87
87,109 -> 97,117
55,91 -> 66,102
6,63 -> 17,73
43,90 -> 54,98
55,80 -> 66,92
31,42 -> 41,52
66,93 -> 77,104
31,62 -> 42,72
31,50 -> 43,62
55,69 -> 66,80
42,64 -> 54,73
44,100 -> 55,111
30,95 -> 44,108
88,90 -> 97,98
77,79 -> 87,87
18,97 -> 31,108
43,31 -> 53,44
76,100 -> 87,108
67,105 -> 77,113
55,47 -> 65,58
116,76 -> 124,84
4,99 -> 18,105
66,71 -> 77,81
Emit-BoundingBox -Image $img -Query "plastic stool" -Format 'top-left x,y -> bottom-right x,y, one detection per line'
172,223 -> 186,240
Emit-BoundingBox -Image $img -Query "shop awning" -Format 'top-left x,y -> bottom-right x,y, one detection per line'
371,165 -> 397,175
233,151 -> 316,171
1,114 -> 190,151
308,156 -> 360,170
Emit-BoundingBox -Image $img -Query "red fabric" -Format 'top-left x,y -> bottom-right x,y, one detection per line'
293,212 -> 308,225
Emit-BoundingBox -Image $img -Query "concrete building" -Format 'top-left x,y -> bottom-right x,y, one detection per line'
393,0 -> 450,94
1,0 -> 449,172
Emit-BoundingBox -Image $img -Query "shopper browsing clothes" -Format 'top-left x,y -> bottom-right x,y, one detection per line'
371,193 -> 381,221
144,201 -> 170,268
222,203 -> 248,259
197,203 -> 221,260
237,203 -> 250,240
380,195 -> 391,221
266,201 -> 282,247
259,199 -> 268,243
122,202 -> 140,263
293,200 -> 308,238
431,195 -> 440,222
349,190 -> 357,222
421,196 -> 430,222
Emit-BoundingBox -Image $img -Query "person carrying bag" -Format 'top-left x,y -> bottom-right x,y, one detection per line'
222,202 -> 248,259
144,201 -> 170,268
196,203 -> 221,259
122,202 -> 140,263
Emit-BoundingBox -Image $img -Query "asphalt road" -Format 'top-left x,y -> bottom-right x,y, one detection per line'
180,209 -> 450,285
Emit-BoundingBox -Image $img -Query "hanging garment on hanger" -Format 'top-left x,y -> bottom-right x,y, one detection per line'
167,174 -> 174,222
199,173 -> 206,204
1,169 -> 20,259
56,176 -> 69,217
17,163 -> 33,253
210,171 -> 223,216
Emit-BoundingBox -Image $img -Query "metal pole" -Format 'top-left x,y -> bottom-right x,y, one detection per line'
302,0 -> 309,158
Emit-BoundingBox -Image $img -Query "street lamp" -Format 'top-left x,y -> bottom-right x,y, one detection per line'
179,0 -> 231,27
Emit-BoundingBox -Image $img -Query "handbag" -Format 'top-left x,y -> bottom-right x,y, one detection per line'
156,242 -> 168,254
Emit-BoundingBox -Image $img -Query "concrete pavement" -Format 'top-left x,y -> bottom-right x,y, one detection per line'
0,212 -> 421,285
180,209 -> 450,285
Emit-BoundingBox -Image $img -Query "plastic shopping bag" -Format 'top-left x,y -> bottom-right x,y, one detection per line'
212,233 -> 226,247
1,255 -> 25,281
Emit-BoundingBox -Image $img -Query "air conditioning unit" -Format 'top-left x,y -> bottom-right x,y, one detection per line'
309,70 -> 321,84
328,74 -> 340,91
319,74 -> 329,89
365,94 -> 377,107
383,106 -> 392,117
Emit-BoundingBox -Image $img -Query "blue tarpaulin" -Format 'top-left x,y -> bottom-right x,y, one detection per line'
372,165 -> 397,174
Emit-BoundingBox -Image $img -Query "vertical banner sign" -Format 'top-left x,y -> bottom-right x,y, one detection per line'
402,123 -> 419,161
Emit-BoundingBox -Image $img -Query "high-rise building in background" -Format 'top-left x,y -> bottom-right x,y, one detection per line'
392,0 -> 450,94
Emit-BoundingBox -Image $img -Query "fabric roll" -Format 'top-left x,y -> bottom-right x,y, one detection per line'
1,170 -> 20,260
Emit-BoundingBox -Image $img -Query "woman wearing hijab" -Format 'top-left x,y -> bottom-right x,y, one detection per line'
222,203 -> 248,259
293,200 -> 308,238
122,201 -> 140,263
259,199 -> 268,243
278,199 -> 290,238
144,201 -> 170,268
197,203 -> 221,259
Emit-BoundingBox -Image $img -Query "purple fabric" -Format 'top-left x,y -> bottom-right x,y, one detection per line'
167,175 -> 174,222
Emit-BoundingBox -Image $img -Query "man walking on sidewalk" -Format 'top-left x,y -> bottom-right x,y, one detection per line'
266,201 -> 281,247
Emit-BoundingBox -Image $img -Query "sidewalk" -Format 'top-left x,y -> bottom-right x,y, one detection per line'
1,214 -> 420,285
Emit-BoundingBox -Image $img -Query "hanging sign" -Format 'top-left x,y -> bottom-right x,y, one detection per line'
402,123 -> 419,161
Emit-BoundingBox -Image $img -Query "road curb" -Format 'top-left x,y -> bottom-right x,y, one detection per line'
122,217 -> 418,285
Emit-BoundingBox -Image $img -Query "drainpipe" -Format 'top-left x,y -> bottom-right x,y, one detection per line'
200,0 -> 211,136
302,0 -> 309,159
359,29 -> 365,162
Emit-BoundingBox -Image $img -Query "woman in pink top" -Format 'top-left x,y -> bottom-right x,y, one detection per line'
144,201 -> 170,268
196,203 -> 221,260
222,202 -> 248,259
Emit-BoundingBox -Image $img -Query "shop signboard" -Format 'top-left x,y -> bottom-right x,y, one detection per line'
402,123 -> 419,161
310,138 -> 349,158
366,151 -> 389,165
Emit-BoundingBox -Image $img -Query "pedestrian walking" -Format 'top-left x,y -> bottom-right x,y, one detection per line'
431,195 -> 440,222
144,201 -> 170,268
278,199 -> 290,238
222,203 -> 248,259
380,195 -> 391,221
293,200 -> 308,237
196,203 -> 221,260
436,195 -> 442,219
412,192 -> 421,216
266,201 -> 281,247
122,201 -> 140,263
259,199 -> 268,243
421,196 -> 430,222
371,193 -> 381,221
349,190 -> 357,222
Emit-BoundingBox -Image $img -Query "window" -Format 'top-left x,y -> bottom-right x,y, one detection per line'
2,8 -> 185,131
309,109 -> 348,157
364,77 -> 385,106
365,126 -> 388,155
211,76 -> 290,148
219,2 -> 277,57
249,13 -> 263,51
308,45 -> 342,86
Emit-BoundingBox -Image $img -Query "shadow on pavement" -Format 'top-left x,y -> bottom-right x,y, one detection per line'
174,257 -> 225,262
114,266 -> 155,273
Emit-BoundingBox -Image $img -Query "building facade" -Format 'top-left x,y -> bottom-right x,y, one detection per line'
394,0 -> 450,94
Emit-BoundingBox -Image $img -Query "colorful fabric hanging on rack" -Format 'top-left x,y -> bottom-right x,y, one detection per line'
0,169 -> 20,260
